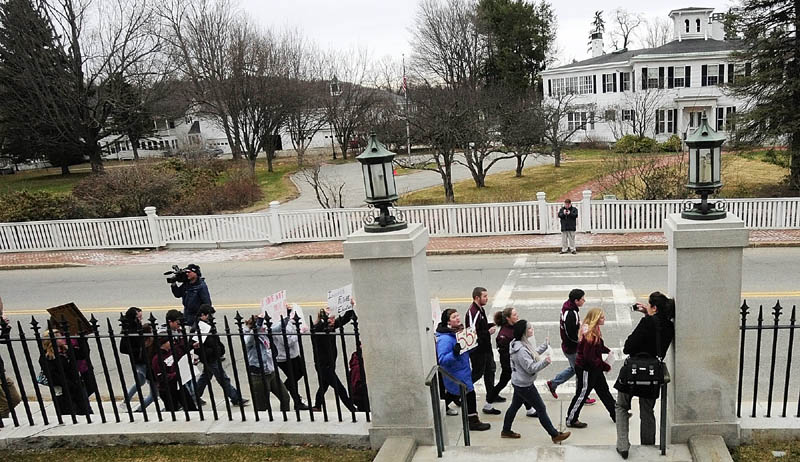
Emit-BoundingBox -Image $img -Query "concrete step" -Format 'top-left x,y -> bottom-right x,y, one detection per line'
411,443 -> 692,461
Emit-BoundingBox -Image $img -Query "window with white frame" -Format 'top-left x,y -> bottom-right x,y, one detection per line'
717,106 -> 737,131
621,72 -> 631,91
732,63 -> 746,83
604,73 -> 615,92
648,72 -> 659,89
696,19 -> 701,32
657,109 -> 675,134
622,109 -> 634,122
706,65 -> 719,86
551,75 -> 593,96
568,111 -> 594,131
673,67 -> 685,87
604,109 -> 616,121
685,19 -> 690,33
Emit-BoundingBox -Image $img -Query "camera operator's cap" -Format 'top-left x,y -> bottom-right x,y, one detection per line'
166,309 -> 184,322
185,264 -> 201,276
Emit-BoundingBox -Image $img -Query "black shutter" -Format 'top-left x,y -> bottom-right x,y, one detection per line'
548,79 -> 552,97
631,71 -> 635,92
631,112 -> 635,126
716,107 -> 724,131
602,74 -> 606,93
642,68 -> 648,90
655,111 -> 661,135
718,64 -> 725,85
728,64 -> 734,83
593,75 -> 597,93
672,109 -> 678,134
745,62 -> 752,76
613,73 -> 617,92
659,67 -> 665,89
701,65 -> 708,86
668,66 -> 674,88
685,66 -> 691,87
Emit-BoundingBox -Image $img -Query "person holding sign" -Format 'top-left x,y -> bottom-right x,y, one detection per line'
151,335 -> 197,412
311,304 -> 355,413
465,287 -> 501,415
193,305 -> 248,407
435,308 -> 490,431
40,328 -> 92,416
565,308 -> 617,430
244,314 -> 291,413
502,319 -> 570,443
493,308 -> 537,418
271,303 -> 310,411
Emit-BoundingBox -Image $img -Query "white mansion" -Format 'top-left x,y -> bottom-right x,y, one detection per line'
541,7 -> 747,143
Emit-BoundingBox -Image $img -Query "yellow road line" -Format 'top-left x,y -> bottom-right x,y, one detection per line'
5,292 -> 799,316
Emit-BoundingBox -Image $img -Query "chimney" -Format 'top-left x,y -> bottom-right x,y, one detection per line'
591,32 -> 604,58
711,13 -> 725,40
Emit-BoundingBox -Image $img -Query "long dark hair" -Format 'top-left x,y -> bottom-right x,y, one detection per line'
649,291 -> 675,321
494,307 -> 514,327
122,307 -> 142,331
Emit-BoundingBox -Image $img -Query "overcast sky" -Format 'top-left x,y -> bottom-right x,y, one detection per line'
241,0 -> 736,69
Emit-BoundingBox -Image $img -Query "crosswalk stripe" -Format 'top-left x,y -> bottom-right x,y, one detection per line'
518,271 -> 609,279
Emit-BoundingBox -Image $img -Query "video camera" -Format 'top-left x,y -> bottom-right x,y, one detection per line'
164,265 -> 189,284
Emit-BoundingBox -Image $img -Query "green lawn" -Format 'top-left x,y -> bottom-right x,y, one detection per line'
248,158 -> 301,210
7,445 -> 377,462
732,439 -> 800,462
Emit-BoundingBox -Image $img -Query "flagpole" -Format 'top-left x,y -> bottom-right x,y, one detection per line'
403,54 -> 411,157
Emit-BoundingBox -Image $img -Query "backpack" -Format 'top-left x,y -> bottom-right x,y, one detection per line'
348,350 -> 369,412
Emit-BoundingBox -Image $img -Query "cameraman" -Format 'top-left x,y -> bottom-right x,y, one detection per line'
170,264 -> 211,328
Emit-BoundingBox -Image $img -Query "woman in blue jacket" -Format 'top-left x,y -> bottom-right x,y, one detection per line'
435,308 -> 490,431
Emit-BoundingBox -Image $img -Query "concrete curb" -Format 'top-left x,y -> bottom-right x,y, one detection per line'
374,437 -> 416,462
0,263 -> 87,271
688,435 -> 733,462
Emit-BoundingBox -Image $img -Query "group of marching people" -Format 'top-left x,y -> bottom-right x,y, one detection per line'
434,286 -> 675,459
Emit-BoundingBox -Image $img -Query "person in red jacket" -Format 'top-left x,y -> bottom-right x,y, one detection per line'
547,288 -> 596,405
565,308 -> 616,429
492,307 -> 536,417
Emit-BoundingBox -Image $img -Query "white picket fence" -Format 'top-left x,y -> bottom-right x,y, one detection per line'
2,192 -> 800,252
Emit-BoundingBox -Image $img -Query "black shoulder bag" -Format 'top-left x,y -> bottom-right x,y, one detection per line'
619,317 -> 665,386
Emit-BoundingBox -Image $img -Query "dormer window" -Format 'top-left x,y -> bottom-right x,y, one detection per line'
696,19 -> 701,32
685,19 -> 690,33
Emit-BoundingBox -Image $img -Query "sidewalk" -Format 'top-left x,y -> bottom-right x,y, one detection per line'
2,230 -> 800,269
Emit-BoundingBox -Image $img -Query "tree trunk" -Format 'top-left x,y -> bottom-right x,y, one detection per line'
443,179 -> 455,203
553,146 -> 562,167
248,157 -> 257,177
87,141 -> 104,173
515,155 -> 524,177
296,147 -> 306,167
130,133 -> 140,161
265,146 -> 275,173
60,164 -> 70,175
791,133 -> 800,190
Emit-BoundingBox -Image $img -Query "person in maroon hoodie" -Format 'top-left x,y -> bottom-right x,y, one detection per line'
565,308 -> 616,428
547,288 -> 596,405
491,307 -> 536,417
465,286 -> 501,415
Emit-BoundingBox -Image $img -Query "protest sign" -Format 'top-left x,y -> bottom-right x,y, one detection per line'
455,326 -> 479,353
193,321 -> 212,345
430,298 -> 441,327
327,284 -> 353,317
177,352 -> 201,385
47,302 -> 91,335
261,290 -> 287,321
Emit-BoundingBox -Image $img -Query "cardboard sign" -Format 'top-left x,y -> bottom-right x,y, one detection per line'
47,302 -> 91,335
261,290 -> 287,322
193,321 -> 212,344
455,326 -> 479,353
327,284 -> 353,317
430,298 -> 441,326
177,352 -> 201,385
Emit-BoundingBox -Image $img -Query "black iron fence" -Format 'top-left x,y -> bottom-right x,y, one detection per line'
737,300 -> 799,418
0,309 -> 369,428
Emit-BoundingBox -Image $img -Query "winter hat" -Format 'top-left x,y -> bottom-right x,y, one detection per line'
440,308 -> 457,325
512,320 -> 529,340
185,263 -> 201,277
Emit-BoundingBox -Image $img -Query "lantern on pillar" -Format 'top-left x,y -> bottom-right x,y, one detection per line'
356,134 -> 407,233
681,115 -> 726,220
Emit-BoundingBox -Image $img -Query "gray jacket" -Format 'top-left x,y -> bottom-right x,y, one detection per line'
244,323 -> 275,375
271,312 -> 301,362
509,339 -> 550,387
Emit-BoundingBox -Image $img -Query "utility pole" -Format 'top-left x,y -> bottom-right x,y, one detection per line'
403,54 -> 411,157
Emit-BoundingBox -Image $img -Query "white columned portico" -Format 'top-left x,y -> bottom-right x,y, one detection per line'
664,213 -> 748,445
343,223 -> 436,449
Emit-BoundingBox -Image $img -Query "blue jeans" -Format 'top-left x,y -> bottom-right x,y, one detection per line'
124,363 -> 156,410
551,352 -> 577,388
196,361 -> 241,403
502,384 -> 558,437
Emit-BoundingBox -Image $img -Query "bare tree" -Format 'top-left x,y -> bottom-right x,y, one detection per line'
608,8 -> 643,51
299,159 -> 346,208
323,48 -> 380,160
499,89 -> 545,177
410,0 -> 485,89
640,16 -> 673,49
540,93 -> 587,167
597,151 -> 688,200
457,87 -> 515,187
284,34 -> 326,166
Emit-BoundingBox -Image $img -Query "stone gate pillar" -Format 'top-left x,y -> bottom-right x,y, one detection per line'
664,213 -> 748,445
344,223 -> 436,449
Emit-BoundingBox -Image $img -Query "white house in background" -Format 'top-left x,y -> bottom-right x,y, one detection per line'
541,7 -> 748,143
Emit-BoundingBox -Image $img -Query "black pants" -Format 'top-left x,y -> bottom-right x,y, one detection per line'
445,390 -> 477,415
492,351 -> 531,409
470,348 -> 496,401
566,366 -> 616,425
277,357 -> 306,405
314,365 -> 354,412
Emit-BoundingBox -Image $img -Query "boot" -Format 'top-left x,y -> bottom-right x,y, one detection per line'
468,414 -> 491,431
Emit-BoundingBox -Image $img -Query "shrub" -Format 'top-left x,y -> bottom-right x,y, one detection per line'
72,164 -> 179,217
614,135 -> 658,153
0,190 -> 84,222
659,135 -> 683,153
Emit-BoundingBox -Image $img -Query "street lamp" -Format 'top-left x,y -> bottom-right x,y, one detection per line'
681,115 -> 726,220
329,75 -> 341,159
356,134 -> 407,233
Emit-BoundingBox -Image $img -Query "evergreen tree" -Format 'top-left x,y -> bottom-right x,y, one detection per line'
727,0 -> 800,190
107,74 -> 154,161
0,0 -> 82,174
476,0 -> 556,91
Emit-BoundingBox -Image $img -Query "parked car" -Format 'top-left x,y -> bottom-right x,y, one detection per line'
0,156 -> 16,174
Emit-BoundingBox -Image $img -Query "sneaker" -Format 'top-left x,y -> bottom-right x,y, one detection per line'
552,431 -> 571,443
494,396 -> 507,403
571,250 -> 577,255
482,407 -> 501,415
616,448 -> 629,459
566,420 -> 587,428
525,408 -> 538,418
546,380 -> 558,399
197,398 -> 207,406
311,406 -> 322,412
295,402 -> 310,411
501,430 -> 521,439
232,398 -> 249,407
584,397 -> 596,405
559,250 -> 568,254
446,406 -> 459,416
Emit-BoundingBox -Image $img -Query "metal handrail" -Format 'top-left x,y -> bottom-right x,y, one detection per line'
424,364 -> 470,458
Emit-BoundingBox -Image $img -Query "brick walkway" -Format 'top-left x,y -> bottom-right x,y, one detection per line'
1,229 -> 799,269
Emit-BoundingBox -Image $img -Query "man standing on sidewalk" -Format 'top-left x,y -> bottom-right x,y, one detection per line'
558,199 -> 578,254
466,287 -> 502,415
546,288 -> 595,405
